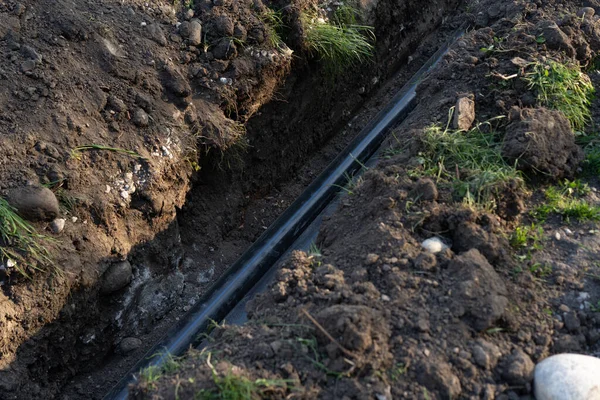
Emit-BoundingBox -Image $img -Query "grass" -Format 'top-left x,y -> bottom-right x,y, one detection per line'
139,352 -> 181,390
196,354 -> 290,399
260,8 -> 285,49
529,262 -> 553,278
301,11 -> 374,76
533,180 -> 600,222
510,223 -> 545,250
70,144 -> 144,160
576,131 -> 600,176
524,60 -> 594,131
414,116 -> 522,209
0,198 -> 53,278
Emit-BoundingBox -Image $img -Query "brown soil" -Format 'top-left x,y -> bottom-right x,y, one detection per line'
0,0 -> 460,398
130,0 -> 600,399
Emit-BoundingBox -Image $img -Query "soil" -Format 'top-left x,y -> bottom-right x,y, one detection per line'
0,0 -> 462,398
127,0 -> 600,399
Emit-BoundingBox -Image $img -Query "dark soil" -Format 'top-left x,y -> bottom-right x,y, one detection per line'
132,0 -> 600,399
0,0 -> 461,398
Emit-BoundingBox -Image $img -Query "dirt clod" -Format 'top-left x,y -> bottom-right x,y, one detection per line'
502,107 -> 583,180
502,349 -> 535,386
416,359 -> 462,399
448,249 -> 508,331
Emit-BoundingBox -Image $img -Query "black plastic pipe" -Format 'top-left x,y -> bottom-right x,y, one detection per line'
104,39 -> 453,400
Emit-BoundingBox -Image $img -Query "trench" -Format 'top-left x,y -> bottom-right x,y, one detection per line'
1,1 -> 464,399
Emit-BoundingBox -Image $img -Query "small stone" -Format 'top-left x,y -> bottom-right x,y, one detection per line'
145,23 -> 167,46
555,232 -> 561,240
184,8 -> 194,20
6,186 -> 60,222
119,337 -> 142,354
100,260 -> 133,294
132,108 -> 149,127
71,217 -> 78,223
559,304 -> 570,313
417,318 -> 430,332
502,349 -> 534,385
180,19 -> 202,46
564,228 -> 573,235
20,60 -> 36,72
534,354 -> 600,400
381,294 -> 391,302
421,237 -> 449,254
50,218 -> 66,234
365,253 -> 379,265
453,96 -> 475,131
120,190 -> 129,200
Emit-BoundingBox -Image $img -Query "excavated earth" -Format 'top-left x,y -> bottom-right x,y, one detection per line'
0,0 -> 464,398
129,0 -> 600,399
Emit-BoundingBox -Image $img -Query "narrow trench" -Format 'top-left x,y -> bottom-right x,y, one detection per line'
6,1 -> 464,399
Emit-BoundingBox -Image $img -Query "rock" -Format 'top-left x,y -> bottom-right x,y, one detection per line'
538,21 -> 575,57
119,337 -> 142,354
410,178 -> 438,201
453,96 -> 475,131
365,253 -> 379,265
416,359 -> 462,399
503,108 -> 583,180
472,339 -> 501,370
100,260 -> 133,294
145,23 -> 167,46
448,249 -> 508,331
180,19 -> 202,46
502,349 -> 534,386
132,108 -> 149,127
107,95 -> 127,112
421,237 -> 449,254
564,311 -> 581,332
577,7 -> 595,19
49,218 -> 65,234
534,354 -> 600,399
6,186 -> 59,222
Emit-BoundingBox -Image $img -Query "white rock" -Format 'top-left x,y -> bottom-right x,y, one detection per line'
534,354 -> 600,400
120,190 -> 129,200
50,218 -> 66,234
555,232 -> 562,240
421,237 -> 449,254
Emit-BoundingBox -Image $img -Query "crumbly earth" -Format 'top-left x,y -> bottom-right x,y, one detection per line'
132,0 -> 600,399
0,0 -> 461,398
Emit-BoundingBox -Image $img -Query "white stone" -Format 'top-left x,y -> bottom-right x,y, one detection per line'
534,354 -> 600,400
50,218 -> 66,234
555,232 -> 562,240
421,237 -> 449,254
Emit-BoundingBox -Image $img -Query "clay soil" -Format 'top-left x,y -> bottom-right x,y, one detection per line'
131,0 -> 600,399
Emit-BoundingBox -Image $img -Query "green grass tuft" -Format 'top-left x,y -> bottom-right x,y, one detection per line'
510,223 -> 545,250
533,180 -> 600,222
0,198 -> 53,278
414,117 -> 523,209
302,12 -> 374,76
261,8 -> 286,49
524,60 -> 594,131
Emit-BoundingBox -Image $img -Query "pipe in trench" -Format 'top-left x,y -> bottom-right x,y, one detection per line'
104,35 -> 457,400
